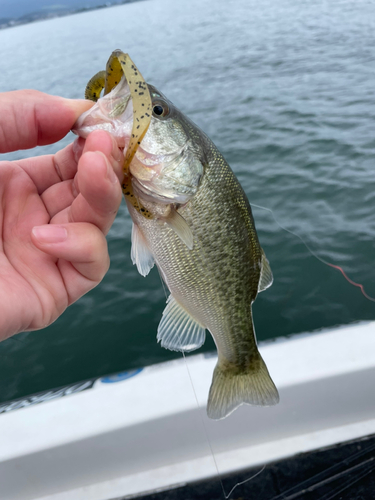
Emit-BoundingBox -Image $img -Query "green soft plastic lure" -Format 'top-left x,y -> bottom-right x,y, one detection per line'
85,50 -> 153,219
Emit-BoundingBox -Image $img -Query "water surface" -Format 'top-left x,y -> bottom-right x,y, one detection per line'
0,0 -> 374,403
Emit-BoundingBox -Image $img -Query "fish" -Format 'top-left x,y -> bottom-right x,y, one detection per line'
73,53 -> 279,419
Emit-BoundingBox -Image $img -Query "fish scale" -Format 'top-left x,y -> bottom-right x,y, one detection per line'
134,149 -> 260,364
75,57 -> 279,419
127,114 -> 278,418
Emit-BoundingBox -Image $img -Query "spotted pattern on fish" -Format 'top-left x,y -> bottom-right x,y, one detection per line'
82,58 -> 278,419
130,125 -> 262,366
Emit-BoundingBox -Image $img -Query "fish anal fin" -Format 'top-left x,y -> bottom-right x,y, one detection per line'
162,208 -> 193,250
157,295 -> 206,352
258,248 -> 273,293
131,223 -> 155,277
207,352 -> 279,420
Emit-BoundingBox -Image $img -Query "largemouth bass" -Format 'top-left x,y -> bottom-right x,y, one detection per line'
73,53 -> 279,419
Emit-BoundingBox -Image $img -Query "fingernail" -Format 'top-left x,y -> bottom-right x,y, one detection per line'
73,138 -> 84,163
110,136 -> 123,163
65,98 -> 94,117
32,225 -> 68,243
106,161 -> 119,184
72,177 -> 79,198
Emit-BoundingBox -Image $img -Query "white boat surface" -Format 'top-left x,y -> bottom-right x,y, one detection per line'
0,321 -> 374,500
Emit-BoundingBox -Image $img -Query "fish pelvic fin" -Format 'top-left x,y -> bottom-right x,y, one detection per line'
157,295 -> 206,352
207,352 -> 279,420
131,223 -> 155,277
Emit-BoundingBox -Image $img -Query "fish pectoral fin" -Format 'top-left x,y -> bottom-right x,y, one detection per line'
162,208 -> 193,250
157,295 -> 206,352
131,223 -> 155,277
207,352 -> 279,420
258,248 -> 273,293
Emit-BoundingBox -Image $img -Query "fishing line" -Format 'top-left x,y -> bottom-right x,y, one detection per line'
318,460 -> 374,500
224,464 -> 266,499
156,268 -> 227,497
181,350 -> 266,499
268,440 -> 375,500
251,203 -> 375,303
272,458 -> 374,500
156,267 -> 266,499
181,351 -> 227,499
156,266 -> 169,302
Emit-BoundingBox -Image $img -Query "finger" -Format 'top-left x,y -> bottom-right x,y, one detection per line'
31,222 -> 109,304
41,179 -> 77,219
82,130 -> 124,182
72,150 -> 123,233
15,140 -> 81,195
42,132 -> 123,220
50,148 -> 123,234
17,130 -> 123,196
0,90 -> 93,153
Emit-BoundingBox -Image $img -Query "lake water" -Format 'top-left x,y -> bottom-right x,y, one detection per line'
0,0 -> 374,403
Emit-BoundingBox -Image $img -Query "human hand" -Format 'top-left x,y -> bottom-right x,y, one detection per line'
0,90 -> 124,341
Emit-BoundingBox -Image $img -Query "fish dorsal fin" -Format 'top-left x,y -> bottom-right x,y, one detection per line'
162,208 -> 193,250
258,249 -> 273,292
131,223 -> 155,277
157,295 -> 206,352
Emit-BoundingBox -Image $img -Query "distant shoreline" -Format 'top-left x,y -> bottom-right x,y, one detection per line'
0,0 -> 143,30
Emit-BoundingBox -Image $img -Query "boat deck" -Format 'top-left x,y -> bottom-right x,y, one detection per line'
135,433 -> 375,500
0,321 -> 374,500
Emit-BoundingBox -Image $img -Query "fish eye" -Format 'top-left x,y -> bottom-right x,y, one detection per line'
152,100 -> 170,118
153,105 -> 163,115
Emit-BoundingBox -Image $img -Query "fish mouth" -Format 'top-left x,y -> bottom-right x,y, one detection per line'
72,76 -> 133,149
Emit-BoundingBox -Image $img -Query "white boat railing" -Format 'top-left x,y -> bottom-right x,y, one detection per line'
0,321 -> 374,500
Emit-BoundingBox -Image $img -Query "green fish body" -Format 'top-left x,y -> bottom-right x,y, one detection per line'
75,74 -> 279,419
127,86 -> 279,419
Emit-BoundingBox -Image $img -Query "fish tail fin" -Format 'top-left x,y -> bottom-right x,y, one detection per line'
207,352 -> 279,420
